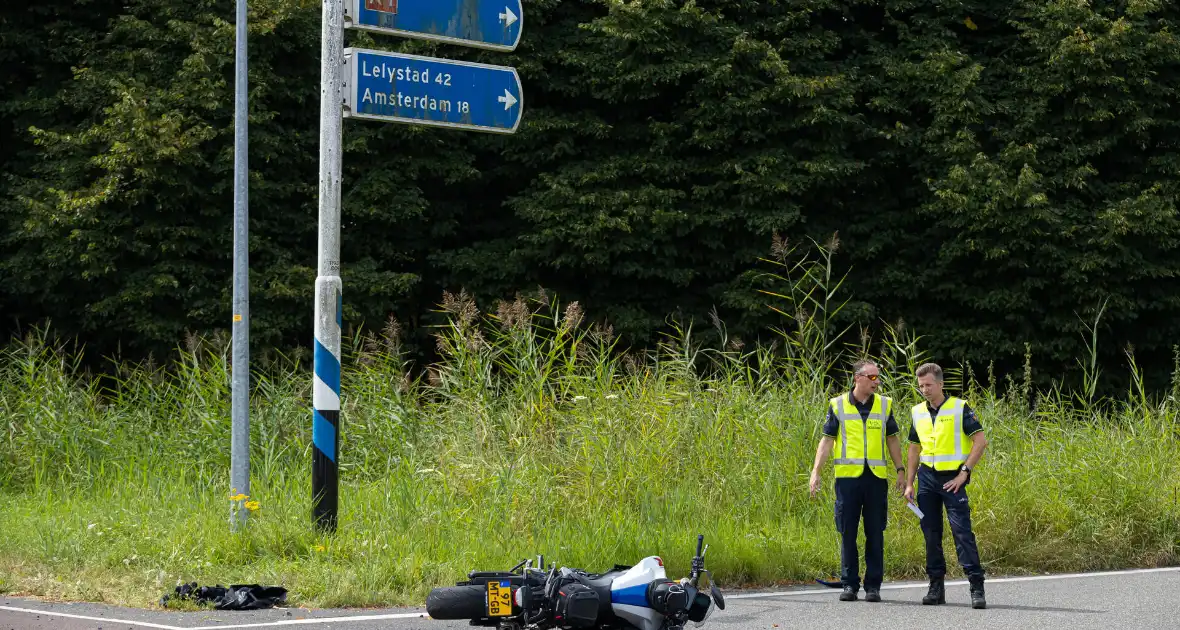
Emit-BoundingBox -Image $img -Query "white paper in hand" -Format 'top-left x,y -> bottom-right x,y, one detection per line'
907,501 -> 925,519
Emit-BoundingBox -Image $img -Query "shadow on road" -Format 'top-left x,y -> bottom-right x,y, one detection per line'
770,597 -> 1108,615
878,600 -> 1106,614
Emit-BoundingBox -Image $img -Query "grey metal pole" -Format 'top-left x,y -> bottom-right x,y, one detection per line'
230,0 -> 250,531
313,0 -> 344,533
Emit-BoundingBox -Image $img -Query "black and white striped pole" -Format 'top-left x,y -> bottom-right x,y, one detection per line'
311,0 -> 525,532
313,0 -> 344,533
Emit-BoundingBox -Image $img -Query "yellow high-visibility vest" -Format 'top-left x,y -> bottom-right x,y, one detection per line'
911,396 -> 970,471
830,392 -> 891,478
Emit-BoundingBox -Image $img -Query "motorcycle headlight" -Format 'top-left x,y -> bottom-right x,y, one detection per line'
686,591 -> 712,623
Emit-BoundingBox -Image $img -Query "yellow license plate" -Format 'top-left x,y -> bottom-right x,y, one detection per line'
486,580 -> 512,617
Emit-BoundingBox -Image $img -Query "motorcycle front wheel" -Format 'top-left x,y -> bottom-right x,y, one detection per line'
426,585 -> 487,619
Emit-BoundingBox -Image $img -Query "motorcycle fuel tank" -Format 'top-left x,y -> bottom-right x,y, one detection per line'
609,556 -> 668,630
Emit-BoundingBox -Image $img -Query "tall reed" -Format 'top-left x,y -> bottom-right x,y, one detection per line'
1,243 -> 1177,608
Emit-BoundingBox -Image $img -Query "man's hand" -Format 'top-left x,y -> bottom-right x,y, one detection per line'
943,471 -> 968,493
810,436 -> 834,498
894,470 -> 905,493
904,484 -> 915,502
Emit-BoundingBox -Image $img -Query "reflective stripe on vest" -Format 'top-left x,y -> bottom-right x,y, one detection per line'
912,397 -> 968,470
830,393 -> 890,478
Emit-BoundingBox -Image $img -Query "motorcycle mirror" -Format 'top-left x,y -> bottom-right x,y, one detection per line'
710,585 -> 725,610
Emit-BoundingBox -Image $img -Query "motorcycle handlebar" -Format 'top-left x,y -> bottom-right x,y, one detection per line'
690,534 -> 706,587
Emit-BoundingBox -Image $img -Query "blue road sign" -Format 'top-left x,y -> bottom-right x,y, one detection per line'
345,0 -> 522,52
344,48 -> 523,134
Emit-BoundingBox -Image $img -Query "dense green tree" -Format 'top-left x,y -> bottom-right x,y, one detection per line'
1,0 -> 131,335
2,0 -> 1178,391
855,0 -> 1180,384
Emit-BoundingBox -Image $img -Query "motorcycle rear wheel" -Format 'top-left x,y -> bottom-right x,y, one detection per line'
426,585 -> 487,619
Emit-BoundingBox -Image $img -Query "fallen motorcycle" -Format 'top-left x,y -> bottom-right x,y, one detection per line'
426,534 -> 725,629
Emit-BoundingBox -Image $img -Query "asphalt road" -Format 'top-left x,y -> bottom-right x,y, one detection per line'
1,566 -> 1176,630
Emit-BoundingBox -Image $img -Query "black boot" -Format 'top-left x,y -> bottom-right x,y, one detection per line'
921,577 -> 945,605
969,577 -> 986,609
839,585 -> 858,601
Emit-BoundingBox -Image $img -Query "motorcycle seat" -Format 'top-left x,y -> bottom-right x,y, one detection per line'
584,571 -> 624,620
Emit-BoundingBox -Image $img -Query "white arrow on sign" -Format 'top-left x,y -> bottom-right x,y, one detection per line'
499,7 -> 518,27
498,89 -> 518,110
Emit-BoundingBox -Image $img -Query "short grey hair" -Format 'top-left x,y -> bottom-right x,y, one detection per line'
852,359 -> 878,375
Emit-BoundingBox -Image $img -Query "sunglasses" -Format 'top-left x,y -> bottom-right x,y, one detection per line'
857,373 -> 880,381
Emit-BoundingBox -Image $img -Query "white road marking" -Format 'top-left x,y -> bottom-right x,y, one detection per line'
727,566 -> 1180,599
185,612 -> 431,629
4,567 -> 1178,627
0,604 -> 183,629
0,604 -> 430,629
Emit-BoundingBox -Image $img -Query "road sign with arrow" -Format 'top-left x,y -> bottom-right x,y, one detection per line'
344,0 -> 523,52
343,48 -> 523,134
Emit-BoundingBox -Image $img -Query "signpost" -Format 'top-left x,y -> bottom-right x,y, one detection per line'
229,0 -> 249,532
343,49 -> 522,134
344,0 -> 523,52
313,0 -> 523,533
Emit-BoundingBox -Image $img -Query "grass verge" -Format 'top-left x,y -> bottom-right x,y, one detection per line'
2,287 -> 1178,609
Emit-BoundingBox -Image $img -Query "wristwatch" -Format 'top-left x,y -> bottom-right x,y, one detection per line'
895,467 -> 904,473
960,465 -> 972,476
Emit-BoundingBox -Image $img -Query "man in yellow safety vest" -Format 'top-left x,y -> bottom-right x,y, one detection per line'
810,359 -> 906,602
903,362 -> 989,609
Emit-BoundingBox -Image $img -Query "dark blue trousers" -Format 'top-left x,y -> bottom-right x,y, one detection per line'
835,473 -> 887,590
916,466 -> 984,580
